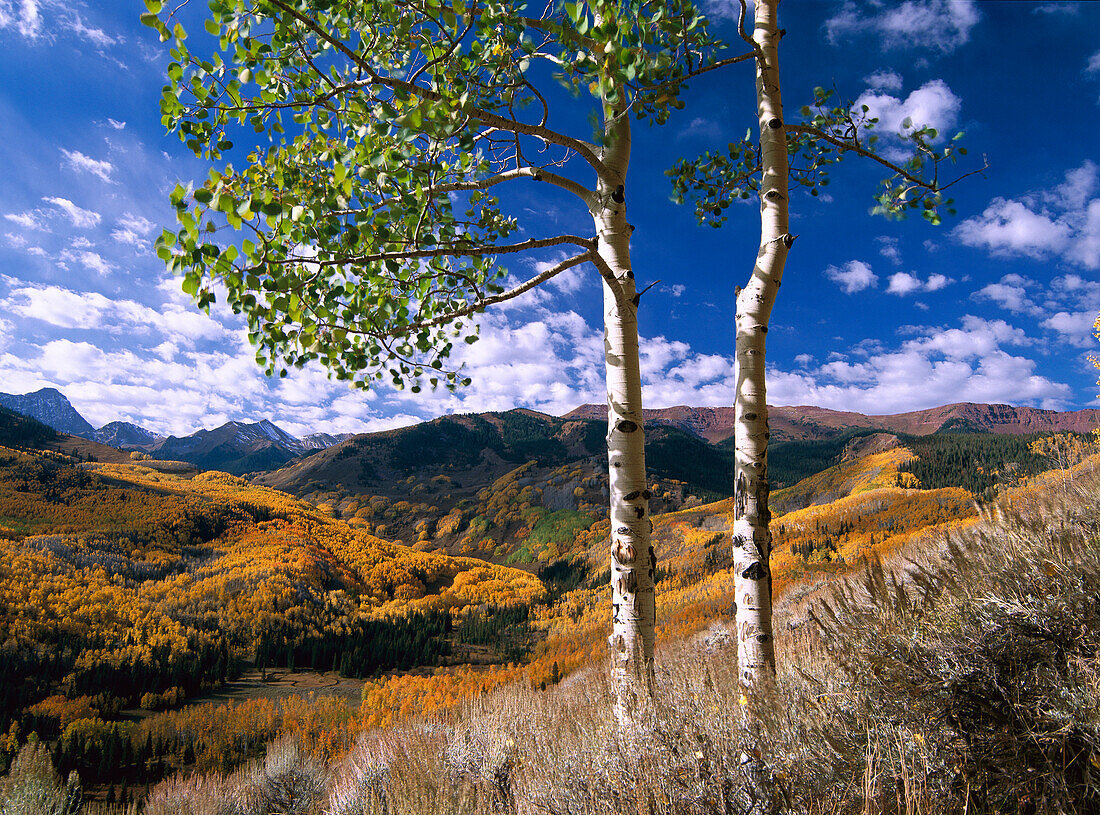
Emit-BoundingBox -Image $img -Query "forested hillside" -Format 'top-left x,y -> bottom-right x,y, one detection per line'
253,410 -> 735,565
1,400 -> 1092,801
0,413 -> 544,787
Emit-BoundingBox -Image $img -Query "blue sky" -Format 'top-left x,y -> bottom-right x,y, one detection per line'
0,0 -> 1098,437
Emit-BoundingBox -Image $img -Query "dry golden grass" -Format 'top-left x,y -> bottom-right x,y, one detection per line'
129,454 -> 1100,815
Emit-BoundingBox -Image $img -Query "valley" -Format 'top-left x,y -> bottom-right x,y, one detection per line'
2,391 -> 1094,798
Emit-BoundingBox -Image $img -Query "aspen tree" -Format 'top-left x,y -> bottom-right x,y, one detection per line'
671,0 -> 982,705
145,0 -> 752,696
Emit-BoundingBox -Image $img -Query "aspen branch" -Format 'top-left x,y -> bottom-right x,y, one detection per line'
273,234 -> 595,269
264,0 -> 609,174
334,166 -> 596,213
395,251 -> 596,334
786,124 -> 989,192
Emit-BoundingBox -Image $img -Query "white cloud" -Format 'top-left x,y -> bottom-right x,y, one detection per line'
677,116 -> 722,141
1067,200 -> 1100,269
767,315 -> 1068,413
0,2 -> 120,48
876,236 -> 902,265
1,281 -> 231,344
824,260 -> 878,294
59,11 -> 115,48
697,0 -> 749,23
864,70 -> 903,91
111,212 -> 156,247
855,80 -> 961,137
3,285 -> 120,329
886,272 -> 921,296
1032,2 -> 1079,13
887,271 -> 954,295
956,199 -> 1070,257
3,211 -> 45,230
61,149 -> 114,183
1043,310 -> 1098,348
1087,50 -> 1100,74
955,162 -> 1100,269
106,118 -> 126,130
973,275 -> 1043,316
0,0 -> 42,39
826,0 -> 980,53
43,196 -> 101,228
67,250 -> 112,277
1049,161 -> 1099,210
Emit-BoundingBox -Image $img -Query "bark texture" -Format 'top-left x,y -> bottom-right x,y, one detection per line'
734,0 -> 789,695
597,91 -> 655,701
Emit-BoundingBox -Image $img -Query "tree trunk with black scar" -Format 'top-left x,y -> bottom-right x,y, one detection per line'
734,0 -> 788,701
733,0 -> 789,810
597,81 -> 656,710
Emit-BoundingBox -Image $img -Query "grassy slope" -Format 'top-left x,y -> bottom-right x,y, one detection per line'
2,407 -> 1079,804
134,458 -> 1100,815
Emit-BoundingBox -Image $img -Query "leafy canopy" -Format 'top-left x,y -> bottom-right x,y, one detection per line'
143,0 -> 730,391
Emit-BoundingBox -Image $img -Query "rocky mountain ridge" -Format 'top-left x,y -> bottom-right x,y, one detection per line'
0,388 -> 351,474
565,401 -> 1100,443
0,387 -> 96,437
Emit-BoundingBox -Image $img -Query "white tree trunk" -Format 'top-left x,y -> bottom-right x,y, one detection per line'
596,92 -> 655,702
734,0 -> 789,697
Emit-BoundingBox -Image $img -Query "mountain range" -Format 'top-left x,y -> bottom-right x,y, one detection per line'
0,387 -> 352,474
3,386 -> 1098,481
564,401 -> 1100,443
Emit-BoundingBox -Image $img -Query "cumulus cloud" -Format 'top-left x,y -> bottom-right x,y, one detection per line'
0,281 -> 231,344
956,199 -> 1071,257
854,80 -> 961,138
0,283 -> 1076,438
1087,50 -> 1100,74
43,196 -> 100,228
61,149 -> 114,183
826,0 -> 980,53
955,161 -> 1100,269
1043,310 -> 1098,348
824,260 -> 878,294
767,315 -> 1068,413
887,271 -> 954,295
973,274 -> 1043,316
